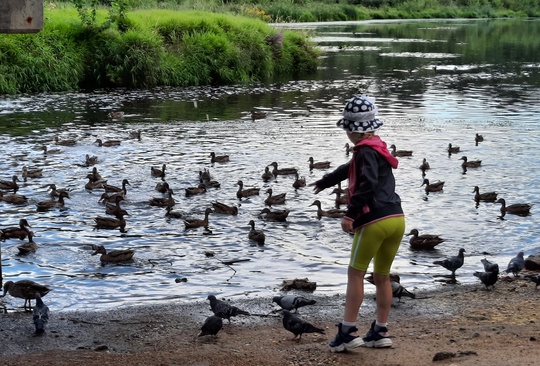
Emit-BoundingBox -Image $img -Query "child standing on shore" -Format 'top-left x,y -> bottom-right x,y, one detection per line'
310,95 -> 405,352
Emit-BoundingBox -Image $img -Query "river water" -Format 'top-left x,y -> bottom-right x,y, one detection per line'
1,18 -> 539,312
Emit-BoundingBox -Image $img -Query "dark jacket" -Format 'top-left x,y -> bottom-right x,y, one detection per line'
315,138 -> 403,229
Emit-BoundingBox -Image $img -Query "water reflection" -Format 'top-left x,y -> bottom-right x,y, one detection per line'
1,19 -> 539,311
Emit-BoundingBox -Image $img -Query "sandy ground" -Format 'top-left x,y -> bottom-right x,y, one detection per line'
0,275 -> 539,366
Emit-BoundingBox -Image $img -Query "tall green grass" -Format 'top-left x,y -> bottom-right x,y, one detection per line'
0,7 -> 319,94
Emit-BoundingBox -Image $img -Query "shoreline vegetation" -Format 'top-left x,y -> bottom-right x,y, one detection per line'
1,1 -> 539,94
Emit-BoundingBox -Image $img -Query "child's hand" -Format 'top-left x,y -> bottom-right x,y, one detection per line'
308,182 -> 323,194
341,218 -> 353,233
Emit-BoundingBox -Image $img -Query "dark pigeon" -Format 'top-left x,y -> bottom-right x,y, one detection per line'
282,309 -> 325,342
433,248 -> 466,277
480,258 -> 500,274
525,274 -> 540,289
198,315 -> 223,337
207,295 -> 250,323
272,295 -> 316,313
506,251 -> 525,276
474,270 -> 499,290
33,293 -> 49,335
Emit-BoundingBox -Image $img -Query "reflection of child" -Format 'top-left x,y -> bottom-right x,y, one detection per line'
310,96 -> 405,352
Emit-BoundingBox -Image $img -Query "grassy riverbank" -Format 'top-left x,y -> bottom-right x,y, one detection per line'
0,6 -> 319,94
123,0 -> 539,22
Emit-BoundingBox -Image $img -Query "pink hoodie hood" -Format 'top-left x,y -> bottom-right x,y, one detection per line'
354,136 -> 399,169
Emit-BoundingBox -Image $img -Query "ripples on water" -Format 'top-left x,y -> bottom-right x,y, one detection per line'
1,19 -> 539,312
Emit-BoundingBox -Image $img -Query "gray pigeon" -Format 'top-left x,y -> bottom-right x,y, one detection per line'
390,280 -> 416,302
32,293 -> 49,335
473,270 -> 499,290
506,251 -> 525,276
480,258 -> 499,274
198,315 -> 223,337
281,309 -> 325,342
207,295 -> 250,323
272,295 -> 316,312
433,248 -> 466,277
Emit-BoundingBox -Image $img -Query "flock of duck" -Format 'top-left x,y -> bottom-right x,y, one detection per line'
0,127 -> 537,327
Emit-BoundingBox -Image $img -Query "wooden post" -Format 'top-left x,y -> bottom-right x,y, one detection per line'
0,0 -> 44,34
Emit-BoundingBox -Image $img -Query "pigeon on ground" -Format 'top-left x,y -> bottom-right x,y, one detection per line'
272,295 -> 316,313
365,273 -> 415,302
433,248 -> 466,277
480,258 -> 500,274
525,274 -> 540,289
390,280 -> 416,302
473,270 -> 499,290
32,293 -> 49,335
198,315 -> 223,337
281,309 -> 325,342
207,295 -> 250,323
506,251 -> 525,276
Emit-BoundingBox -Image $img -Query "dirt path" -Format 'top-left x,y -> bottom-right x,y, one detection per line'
1,276 -> 539,366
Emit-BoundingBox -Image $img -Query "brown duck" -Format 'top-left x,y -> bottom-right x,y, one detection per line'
406,228 -> 445,250
1,219 -> 32,240
421,178 -> 445,193
0,191 -> 28,204
261,166 -> 274,181
268,162 -> 298,177
92,245 -> 134,263
185,184 -> 207,197
447,143 -> 460,154
292,172 -> 306,189
475,133 -> 484,145
94,209 -> 129,232
151,164 -> 166,178
248,220 -> 265,245
36,191 -> 70,210
99,192 -> 124,205
308,157 -> 331,170
95,138 -> 121,147
54,136 -> 77,146
212,201 -> 238,215
236,180 -> 260,199
210,152 -> 230,163
85,154 -> 98,166
184,208 -> 212,229
389,144 -> 413,157
165,206 -> 183,219
260,208 -> 290,222
149,188 -> 175,207
85,176 -> 107,190
309,200 -> 346,218
330,188 -> 348,206
2,279 -> 51,311
0,175 -> 20,191
104,179 -> 130,195
155,181 -> 170,194
48,184 -> 71,198
496,198 -> 532,218
265,188 -> 286,206
104,195 -> 125,216
88,167 -> 103,182
419,158 -> 430,173
251,110 -> 268,121
17,232 -> 38,255
42,145 -> 62,155
460,156 -> 482,168
22,166 -> 43,180
472,186 -> 497,202
344,143 -> 354,154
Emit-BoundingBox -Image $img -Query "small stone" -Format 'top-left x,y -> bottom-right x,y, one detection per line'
175,277 -> 188,283
433,351 -> 456,361
94,345 -> 109,352
530,337 -> 537,341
